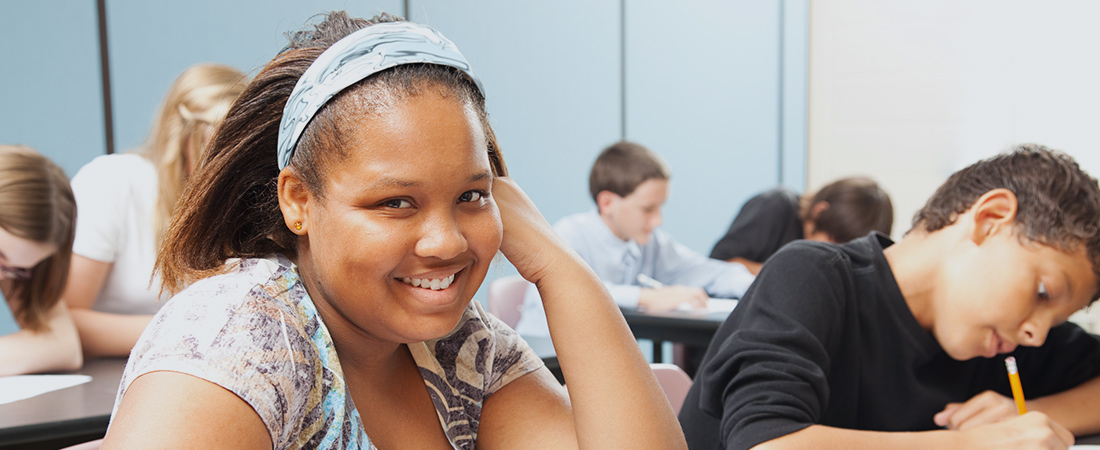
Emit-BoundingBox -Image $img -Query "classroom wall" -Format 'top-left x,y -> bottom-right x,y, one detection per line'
626,0 -> 808,254
1,0 -> 808,304
0,1 -> 105,176
808,0 -> 1100,329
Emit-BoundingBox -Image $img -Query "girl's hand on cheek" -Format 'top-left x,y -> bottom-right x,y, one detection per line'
491,177 -> 573,285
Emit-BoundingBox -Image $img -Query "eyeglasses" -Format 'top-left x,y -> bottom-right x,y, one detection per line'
0,262 -> 31,280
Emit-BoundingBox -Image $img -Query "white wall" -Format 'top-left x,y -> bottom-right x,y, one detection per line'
809,0 -> 1100,329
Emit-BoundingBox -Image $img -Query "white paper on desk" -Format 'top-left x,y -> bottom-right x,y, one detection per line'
676,298 -> 739,314
0,374 -> 92,405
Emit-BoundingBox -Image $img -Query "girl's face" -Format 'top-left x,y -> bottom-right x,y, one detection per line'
293,89 -> 502,345
0,225 -> 53,283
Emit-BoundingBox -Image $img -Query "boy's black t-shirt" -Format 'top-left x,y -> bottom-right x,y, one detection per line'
709,188 -> 803,263
680,233 -> 1100,450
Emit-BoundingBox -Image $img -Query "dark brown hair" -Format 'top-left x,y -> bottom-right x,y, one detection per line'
155,11 -> 505,294
0,145 -> 76,331
588,141 -> 670,203
801,177 -> 893,242
913,144 -> 1100,298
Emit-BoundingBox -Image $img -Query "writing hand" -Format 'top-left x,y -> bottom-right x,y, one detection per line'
935,390 -> 1019,431
958,411 -> 1073,449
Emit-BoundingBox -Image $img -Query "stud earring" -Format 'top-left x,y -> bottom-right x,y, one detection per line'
294,222 -> 302,230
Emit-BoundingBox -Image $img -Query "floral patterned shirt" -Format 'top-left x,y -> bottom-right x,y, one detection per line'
110,255 -> 543,449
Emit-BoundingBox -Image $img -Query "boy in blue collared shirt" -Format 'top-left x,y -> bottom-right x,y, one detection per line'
514,141 -> 754,337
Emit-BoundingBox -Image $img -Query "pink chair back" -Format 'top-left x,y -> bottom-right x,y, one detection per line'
651,363 -> 693,415
488,275 -> 528,328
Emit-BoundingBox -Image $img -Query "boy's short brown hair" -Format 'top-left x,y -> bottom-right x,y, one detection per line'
802,177 -> 894,242
589,141 -> 670,202
913,144 -> 1100,298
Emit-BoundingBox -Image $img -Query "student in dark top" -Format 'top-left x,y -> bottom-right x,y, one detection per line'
709,177 -> 893,274
681,144 -> 1100,449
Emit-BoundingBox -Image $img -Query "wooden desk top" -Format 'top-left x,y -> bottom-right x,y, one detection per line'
0,357 -> 125,448
0,340 -> 562,448
5,352 -> 1099,447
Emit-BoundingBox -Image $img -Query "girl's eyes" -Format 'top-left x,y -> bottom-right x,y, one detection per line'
459,190 -> 488,203
381,198 -> 413,209
378,191 -> 487,209
1038,281 -> 1049,301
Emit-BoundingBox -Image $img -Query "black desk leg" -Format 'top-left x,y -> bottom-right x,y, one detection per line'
652,340 -> 664,363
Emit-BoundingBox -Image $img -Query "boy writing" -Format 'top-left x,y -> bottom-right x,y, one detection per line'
679,144 -> 1100,449
514,141 -> 754,337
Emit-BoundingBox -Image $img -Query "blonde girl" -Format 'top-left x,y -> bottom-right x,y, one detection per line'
64,63 -> 248,357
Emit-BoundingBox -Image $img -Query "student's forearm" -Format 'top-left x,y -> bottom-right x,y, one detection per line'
492,178 -> 685,448
0,330 -> 83,376
754,425 -> 965,450
756,415 -> 1072,450
536,250 -> 686,449
70,309 -> 152,357
1030,375 -> 1100,436
729,257 -> 763,275
0,303 -> 82,376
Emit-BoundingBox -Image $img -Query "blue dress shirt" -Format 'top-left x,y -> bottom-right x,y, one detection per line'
514,209 -> 754,336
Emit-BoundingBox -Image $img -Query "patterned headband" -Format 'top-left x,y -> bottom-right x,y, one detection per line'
277,21 -> 483,169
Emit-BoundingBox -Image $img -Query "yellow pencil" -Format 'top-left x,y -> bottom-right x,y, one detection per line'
1005,356 -> 1027,415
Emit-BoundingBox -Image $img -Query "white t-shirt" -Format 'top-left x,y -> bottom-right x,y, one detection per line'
71,153 -> 166,315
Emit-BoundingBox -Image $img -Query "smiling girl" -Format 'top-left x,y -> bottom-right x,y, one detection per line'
103,11 -> 685,449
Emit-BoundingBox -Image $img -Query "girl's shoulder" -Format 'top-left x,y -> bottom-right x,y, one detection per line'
71,152 -> 155,192
74,152 -> 153,176
116,255 -> 333,448
138,255 -> 310,355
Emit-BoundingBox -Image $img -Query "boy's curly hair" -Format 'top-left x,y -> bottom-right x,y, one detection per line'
913,144 -> 1100,300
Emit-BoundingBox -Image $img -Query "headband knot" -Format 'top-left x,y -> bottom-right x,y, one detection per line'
277,21 -> 483,170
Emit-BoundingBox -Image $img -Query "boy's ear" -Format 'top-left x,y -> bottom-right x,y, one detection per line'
595,190 -> 620,216
969,188 -> 1018,245
804,201 -> 832,241
278,169 -> 311,235
809,201 -> 830,221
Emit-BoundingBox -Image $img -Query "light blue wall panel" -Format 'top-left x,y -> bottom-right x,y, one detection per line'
781,0 -> 809,192
409,1 -> 622,224
106,0 -> 402,153
626,0 -> 784,254
0,1 -> 105,176
408,1 -> 623,300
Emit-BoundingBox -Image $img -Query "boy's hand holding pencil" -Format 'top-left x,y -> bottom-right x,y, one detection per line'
933,357 -> 1029,430
930,356 -> 1074,449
